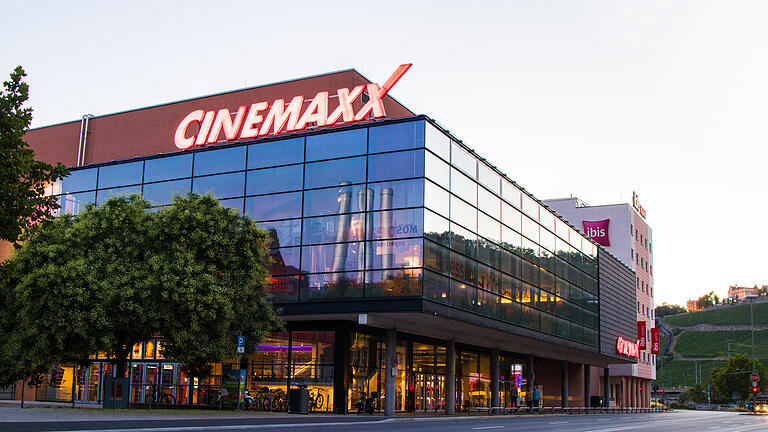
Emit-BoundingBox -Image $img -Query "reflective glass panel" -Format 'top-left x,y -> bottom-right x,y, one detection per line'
59,191 -> 95,215
370,208 -> 423,240
521,215 -> 539,243
303,184 -> 357,217
270,247 -> 301,275
539,210 -> 555,233
302,213 -> 365,245
367,238 -> 422,269
368,121 -> 425,153
424,180 -> 449,216
61,168 -> 98,193
450,251 -> 477,285
192,172 -> 245,199
144,154 -> 192,183
477,163 -> 500,194
478,187 -> 500,220
424,269 -> 449,303
245,165 -> 303,196
425,123 -> 450,161
425,150 -> 449,186
450,195 -> 476,231
218,197 -> 244,213
96,186 -> 142,205
301,242 -> 363,273
521,194 -> 539,221
501,180 -> 521,208
304,156 -> 365,188
142,179 -> 191,206
306,129 -> 366,161
247,137 -> 304,169
366,268 -> 421,297
424,239 -> 449,274
367,179 -> 423,210
245,192 -> 302,221
259,218 -> 302,248
193,146 -> 246,176
424,208 -> 450,246
98,161 -> 143,189
502,202 -> 522,233
451,141 -> 476,178
304,272 -> 363,301
367,149 -> 424,182
450,168 -> 476,206
450,223 -> 477,258
478,211 -> 500,244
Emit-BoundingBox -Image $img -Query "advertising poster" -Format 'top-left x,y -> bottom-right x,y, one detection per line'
221,367 -> 246,405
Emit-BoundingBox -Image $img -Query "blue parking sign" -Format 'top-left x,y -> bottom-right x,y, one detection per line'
237,336 -> 245,353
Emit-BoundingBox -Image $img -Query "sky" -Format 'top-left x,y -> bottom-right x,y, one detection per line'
2,0 -> 767,306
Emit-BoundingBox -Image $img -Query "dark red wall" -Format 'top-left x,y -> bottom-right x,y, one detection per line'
24,69 -> 414,167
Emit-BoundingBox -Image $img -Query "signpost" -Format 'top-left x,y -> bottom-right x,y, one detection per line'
236,335 -> 245,410
751,373 -> 760,383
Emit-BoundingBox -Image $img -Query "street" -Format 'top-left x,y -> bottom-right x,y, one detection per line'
1,410 -> 767,432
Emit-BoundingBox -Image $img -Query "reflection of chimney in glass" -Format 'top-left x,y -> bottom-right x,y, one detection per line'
357,188 -> 374,273
380,187 -> 393,278
332,182 -> 352,273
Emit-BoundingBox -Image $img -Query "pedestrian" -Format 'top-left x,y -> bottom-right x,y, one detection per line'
511,386 -> 518,407
532,385 -> 541,413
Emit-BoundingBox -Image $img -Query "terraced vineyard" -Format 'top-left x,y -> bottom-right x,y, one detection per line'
655,300 -> 768,388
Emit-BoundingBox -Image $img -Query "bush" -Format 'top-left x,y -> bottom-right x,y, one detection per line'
665,302 -> 768,327
674,330 -> 768,358
672,327 -> 682,336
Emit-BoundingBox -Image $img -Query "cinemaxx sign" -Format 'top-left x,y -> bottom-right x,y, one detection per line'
174,64 -> 412,150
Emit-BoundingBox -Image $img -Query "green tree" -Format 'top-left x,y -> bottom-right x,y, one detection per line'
0,193 -> 281,386
0,66 -> 67,245
656,303 -> 687,318
679,382 -> 708,404
697,291 -> 717,310
710,353 -> 767,402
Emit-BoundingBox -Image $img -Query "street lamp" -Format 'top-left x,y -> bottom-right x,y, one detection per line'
747,294 -> 758,373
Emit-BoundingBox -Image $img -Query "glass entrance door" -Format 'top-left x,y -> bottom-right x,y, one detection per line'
413,373 -> 445,412
75,364 -> 101,403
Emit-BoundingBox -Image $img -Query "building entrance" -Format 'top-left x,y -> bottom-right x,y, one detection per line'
413,372 -> 445,411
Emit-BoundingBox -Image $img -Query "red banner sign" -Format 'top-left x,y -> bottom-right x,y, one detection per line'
638,321 -> 647,350
616,337 -> 639,358
650,327 -> 660,354
174,64 -> 412,150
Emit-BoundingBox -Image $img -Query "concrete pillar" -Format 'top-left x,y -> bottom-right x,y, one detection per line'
603,367 -> 610,407
561,360 -> 568,408
333,330 -> 350,414
584,365 -> 591,408
446,340 -> 456,415
384,329 -> 396,416
528,355 -> 535,391
491,348 -> 500,411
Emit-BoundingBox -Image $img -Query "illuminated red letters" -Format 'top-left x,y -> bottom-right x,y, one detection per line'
173,64 -> 412,150
616,337 -> 639,358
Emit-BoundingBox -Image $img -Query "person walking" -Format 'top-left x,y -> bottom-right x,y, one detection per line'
532,385 -> 541,413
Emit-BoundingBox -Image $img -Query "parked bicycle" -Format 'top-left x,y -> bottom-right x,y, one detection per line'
144,383 -> 176,405
309,389 -> 325,412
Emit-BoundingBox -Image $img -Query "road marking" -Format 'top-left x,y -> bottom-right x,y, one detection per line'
549,421 -> 569,424
48,419 -> 396,432
472,427 -> 504,430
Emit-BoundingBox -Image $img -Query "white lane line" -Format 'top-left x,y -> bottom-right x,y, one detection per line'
48,419 -> 396,432
549,422 -> 569,424
596,419 -> 610,422
471,427 -> 505,430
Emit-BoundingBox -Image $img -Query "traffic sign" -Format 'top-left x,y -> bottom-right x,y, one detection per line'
237,336 -> 245,354
751,373 -> 760,383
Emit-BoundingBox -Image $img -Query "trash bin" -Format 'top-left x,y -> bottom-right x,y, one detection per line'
288,386 -> 310,414
590,396 -> 604,408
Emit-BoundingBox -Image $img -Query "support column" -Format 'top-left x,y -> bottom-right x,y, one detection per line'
561,360 -> 568,408
446,340 -> 456,415
385,329 -> 396,416
584,365 -> 591,408
333,330 -> 350,414
528,355 -> 535,393
603,367 -> 610,408
491,348 -> 499,411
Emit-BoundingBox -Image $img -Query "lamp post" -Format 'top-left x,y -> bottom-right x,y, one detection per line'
747,294 -> 757,373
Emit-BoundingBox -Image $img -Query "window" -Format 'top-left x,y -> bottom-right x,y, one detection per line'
192,172 -> 245,199
304,156 -> 365,188
144,154 -> 192,183
98,161 -> 143,189
142,179 -> 191,206
451,141 -> 476,177
193,146 -> 246,176
245,165 -> 303,195
631,249 -> 634,259
306,129 -> 366,161
245,192 -> 302,221
450,168 -> 476,206
637,301 -> 640,313
368,121 -> 425,153
247,137 -> 304,169
367,149 -> 424,182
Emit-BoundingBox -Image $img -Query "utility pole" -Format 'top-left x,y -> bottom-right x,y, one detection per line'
750,297 -> 756,373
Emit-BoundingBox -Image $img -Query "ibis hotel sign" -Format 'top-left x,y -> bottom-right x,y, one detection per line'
174,64 -> 412,150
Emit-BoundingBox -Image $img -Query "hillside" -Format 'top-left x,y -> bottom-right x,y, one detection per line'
655,301 -> 768,389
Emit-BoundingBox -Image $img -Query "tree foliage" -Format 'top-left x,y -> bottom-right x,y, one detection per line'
697,291 -> 719,309
0,193 -> 282,386
0,66 -> 67,245
710,353 -> 767,401
655,303 -> 686,318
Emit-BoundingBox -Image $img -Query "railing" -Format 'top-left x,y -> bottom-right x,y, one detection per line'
125,384 -> 291,411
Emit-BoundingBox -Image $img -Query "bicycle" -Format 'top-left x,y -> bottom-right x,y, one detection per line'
144,383 -> 176,406
309,389 -> 325,412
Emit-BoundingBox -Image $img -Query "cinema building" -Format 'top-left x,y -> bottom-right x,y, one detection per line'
5,66 -> 640,413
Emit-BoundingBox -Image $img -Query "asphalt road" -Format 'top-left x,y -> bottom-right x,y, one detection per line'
1,410 -> 767,432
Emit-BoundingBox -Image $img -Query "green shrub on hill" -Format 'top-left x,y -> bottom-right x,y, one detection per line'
674,330 -> 768,358
664,302 -> 768,327
655,359 -> 727,388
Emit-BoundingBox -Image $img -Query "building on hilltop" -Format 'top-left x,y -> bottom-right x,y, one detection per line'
728,285 -> 760,301
685,299 -> 702,312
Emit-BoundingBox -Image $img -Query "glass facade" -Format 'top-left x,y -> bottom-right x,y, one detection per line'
53,118 -> 598,347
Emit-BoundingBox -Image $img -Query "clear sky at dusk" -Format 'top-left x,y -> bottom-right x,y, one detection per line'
3,1 -> 767,306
